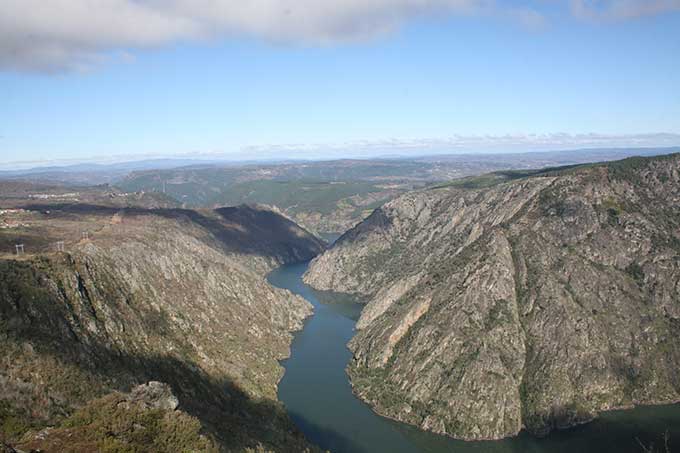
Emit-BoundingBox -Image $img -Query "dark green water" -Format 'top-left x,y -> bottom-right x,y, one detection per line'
268,261 -> 680,453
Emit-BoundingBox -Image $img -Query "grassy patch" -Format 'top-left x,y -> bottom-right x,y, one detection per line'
17,392 -> 219,453
0,400 -> 40,442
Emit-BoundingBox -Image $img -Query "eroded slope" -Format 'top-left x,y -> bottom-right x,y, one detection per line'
0,197 -> 325,452
304,154 -> 680,440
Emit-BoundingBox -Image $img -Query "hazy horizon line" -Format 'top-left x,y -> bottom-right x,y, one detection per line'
2,141 -> 680,172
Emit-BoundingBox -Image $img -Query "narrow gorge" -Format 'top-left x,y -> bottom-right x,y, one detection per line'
3,153 -> 680,452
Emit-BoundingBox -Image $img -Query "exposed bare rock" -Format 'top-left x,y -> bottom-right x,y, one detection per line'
305,153 -> 680,440
0,200 -> 324,452
125,381 -> 179,411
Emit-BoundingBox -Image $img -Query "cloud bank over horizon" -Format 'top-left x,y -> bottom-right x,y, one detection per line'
2,133 -> 679,170
241,132 -> 680,158
2,0 -> 678,73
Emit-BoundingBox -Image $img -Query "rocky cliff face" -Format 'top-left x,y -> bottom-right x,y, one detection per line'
0,199 -> 325,452
304,154 -> 680,440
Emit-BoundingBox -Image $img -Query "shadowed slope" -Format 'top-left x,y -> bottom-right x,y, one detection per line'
0,198 -> 325,452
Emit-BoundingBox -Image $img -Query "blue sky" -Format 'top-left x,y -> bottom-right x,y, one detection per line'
1,1 -> 679,166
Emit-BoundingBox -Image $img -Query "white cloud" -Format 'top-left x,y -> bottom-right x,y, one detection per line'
2,1 -> 678,73
241,133 -> 680,158
0,0 -> 489,72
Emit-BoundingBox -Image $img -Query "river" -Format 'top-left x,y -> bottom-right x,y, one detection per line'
267,261 -> 680,453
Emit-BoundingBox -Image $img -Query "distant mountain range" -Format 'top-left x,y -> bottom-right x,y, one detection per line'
1,146 -> 678,184
2,147 -> 678,236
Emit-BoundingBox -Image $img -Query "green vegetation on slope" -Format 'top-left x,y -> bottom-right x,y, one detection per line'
0,195 -> 324,452
15,385 -> 219,453
216,180 -> 383,216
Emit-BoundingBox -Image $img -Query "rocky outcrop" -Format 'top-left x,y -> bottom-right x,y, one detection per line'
14,382 -> 219,452
305,154 -> 680,440
125,381 -> 179,411
0,201 -> 325,452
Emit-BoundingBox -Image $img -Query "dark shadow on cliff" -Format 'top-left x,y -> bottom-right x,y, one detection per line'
0,326 -> 318,452
15,203 -> 325,263
0,258 -> 321,452
335,207 -> 391,246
